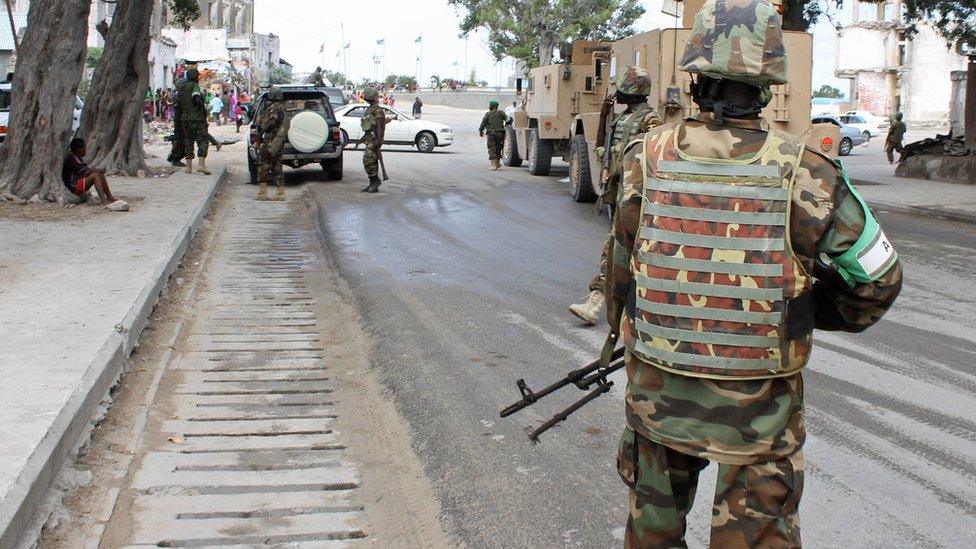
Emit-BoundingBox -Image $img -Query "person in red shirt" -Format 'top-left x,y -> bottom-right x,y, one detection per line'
61,138 -> 128,211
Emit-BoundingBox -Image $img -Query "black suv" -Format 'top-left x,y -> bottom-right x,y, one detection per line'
247,85 -> 343,183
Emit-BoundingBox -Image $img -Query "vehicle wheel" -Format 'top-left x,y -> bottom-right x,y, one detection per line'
569,134 -> 597,203
415,131 -> 436,153
502,126 -> 522,167
321,154 -> 343,181
861,130 -> 871,140
247,151 -> 257,185
340,129 -> 349,149
839,137 -> 853,156
528,127 -> 552,176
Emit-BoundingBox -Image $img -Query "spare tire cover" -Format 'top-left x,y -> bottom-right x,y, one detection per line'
287,111 -> 329,153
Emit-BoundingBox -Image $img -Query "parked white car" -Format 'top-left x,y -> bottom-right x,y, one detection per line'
334,103 -> 453,153
841,110 -> 887,138
0,82 -> 83,143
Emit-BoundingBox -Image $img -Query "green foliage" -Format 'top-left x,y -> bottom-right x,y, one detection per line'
324,70 -> 348,86
270,66 -> 291,85
85,47 -> 103,69
385,74 -> 397,86
78,75 -> 91,100
167,0 -> 202,31
430,74 -> 442,89
902,0 -> 976,46
449,0 -> 645,67
396,75 -> 418,88
813,84 -> 844,98
466,69 -> 477,87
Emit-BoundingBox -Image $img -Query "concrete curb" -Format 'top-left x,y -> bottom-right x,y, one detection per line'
853,177 -> 976,226
0,166 -> 227,549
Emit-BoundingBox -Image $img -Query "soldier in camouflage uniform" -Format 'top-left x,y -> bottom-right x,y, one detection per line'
176,68 -> 211,175
607,2 -> 903,546
360,88 -> 386,193
255,86 -> 290,201
570,66 -> 661,326
479,100 -> 508,170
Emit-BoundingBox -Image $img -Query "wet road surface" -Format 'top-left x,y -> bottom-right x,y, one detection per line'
309,105 -> 976,547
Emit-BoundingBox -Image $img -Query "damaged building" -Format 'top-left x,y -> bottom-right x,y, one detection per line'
835,0 -> 969,125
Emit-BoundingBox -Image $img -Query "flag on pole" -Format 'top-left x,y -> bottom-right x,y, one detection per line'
344,42 -> 350,49
376,38 -> 385,46
319,43 -> 324,54
414,35 -> 422,43
452,61 -> 458,66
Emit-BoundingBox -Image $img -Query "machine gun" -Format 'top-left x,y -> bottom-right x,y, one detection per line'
499,347 -> 625,443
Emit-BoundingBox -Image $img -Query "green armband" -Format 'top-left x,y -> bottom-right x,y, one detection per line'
831,161 -> 898,285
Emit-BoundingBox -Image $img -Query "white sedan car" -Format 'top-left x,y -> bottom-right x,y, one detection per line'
0,82 -> 84,143
841,110 -> 887,138
335,103 -> 453,153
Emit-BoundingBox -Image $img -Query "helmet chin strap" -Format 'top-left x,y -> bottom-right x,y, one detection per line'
690,76 -> 769,123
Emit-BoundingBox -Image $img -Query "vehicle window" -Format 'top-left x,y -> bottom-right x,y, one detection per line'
850,116 -> 865,123
831,119 -> 841,126
839,116 -> 850,123
0,90 -> 10,111
324,89 -> 344,107
285,98 -> 326,114
345,107 -> 366,118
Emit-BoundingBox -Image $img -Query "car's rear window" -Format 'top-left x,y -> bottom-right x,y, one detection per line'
259,91 -> 335,121
0,90 -> 10,111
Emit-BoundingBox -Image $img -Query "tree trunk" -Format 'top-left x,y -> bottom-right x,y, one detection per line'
538,32 -> 555,67
0,0 -> 90,203
79,0 -> 153,176
781,0 -> 814,32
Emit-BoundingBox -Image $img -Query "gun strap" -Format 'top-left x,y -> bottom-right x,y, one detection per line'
599,331 -> 619,368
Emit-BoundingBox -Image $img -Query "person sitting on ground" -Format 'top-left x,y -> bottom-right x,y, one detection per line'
62,138 -> 129,211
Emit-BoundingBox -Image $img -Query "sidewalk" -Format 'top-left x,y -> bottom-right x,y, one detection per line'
847,161 -> 976,225
0,151 -> 226,547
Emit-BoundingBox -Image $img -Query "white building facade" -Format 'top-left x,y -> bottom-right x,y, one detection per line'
835,0 -> 968,124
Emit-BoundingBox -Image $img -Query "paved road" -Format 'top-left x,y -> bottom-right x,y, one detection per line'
310,106 -> 976,547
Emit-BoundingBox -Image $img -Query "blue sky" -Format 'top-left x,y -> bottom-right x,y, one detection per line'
256,0 -> 848,93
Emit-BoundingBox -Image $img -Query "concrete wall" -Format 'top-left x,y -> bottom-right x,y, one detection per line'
162,27 -> 229,62
949,71 -> 967,138
836,26 -> 888,72
392,91 -> 518,111
902,26 -> 969,123
250,33 -> 280,87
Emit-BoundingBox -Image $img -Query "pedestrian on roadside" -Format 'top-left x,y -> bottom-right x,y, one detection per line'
177,68 -> 212,175
209,93 -> 224,126
412,96 -> 422,119
885,111 -> 907,164
62,138 -> 128,211
220,90 -> 230,125
359,87 -> 386,193
228,91 -> 238,128
478,100 -> 507,171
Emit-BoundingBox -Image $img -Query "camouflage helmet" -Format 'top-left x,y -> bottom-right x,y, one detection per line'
678,0 -> 788,87
362,87 -> 379,101
267,86 -> 283,101
614,66 -> 651,96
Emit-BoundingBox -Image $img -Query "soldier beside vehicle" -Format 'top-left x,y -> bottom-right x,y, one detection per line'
603,1 -> 902,546
569,66 -> 660,326
479,100 -> 508,171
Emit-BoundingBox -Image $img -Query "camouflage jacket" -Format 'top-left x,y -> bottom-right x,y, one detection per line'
361,104 -> 385,140
259,101 -> 289,156
600,104 -> 661,202
886,120 -> 907,144
479,109 -> 507,134
176,79 -> 206,122
607,114 -> 903,464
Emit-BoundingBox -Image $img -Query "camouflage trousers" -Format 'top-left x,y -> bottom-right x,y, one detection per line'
486,130 -> 505,160
885,141 -> 904,163
588,231 -> 613,292
181,120 -> 209,160
362,136 -> 379,178
257,147 -> 283,188
617,427 -> 803,548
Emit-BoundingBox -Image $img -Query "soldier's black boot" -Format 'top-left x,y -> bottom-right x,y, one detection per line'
362,176 -> 381,193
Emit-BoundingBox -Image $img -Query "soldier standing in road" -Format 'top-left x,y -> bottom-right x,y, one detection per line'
167,75 -> 186,167
479,100 -> 508,170
360,87 -> 386,193
255,86 -> 290,201
607,2 -> 902,546
886,111 -> 907,163
569,67 -> 660,326
176,68 -> 211,175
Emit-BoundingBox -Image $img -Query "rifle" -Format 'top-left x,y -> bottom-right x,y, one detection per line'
595,92 -> 616,188
378,148 -> 390,181
499,347 -> 626,443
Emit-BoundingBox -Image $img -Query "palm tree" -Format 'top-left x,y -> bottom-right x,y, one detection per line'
429,74 -> 442,92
